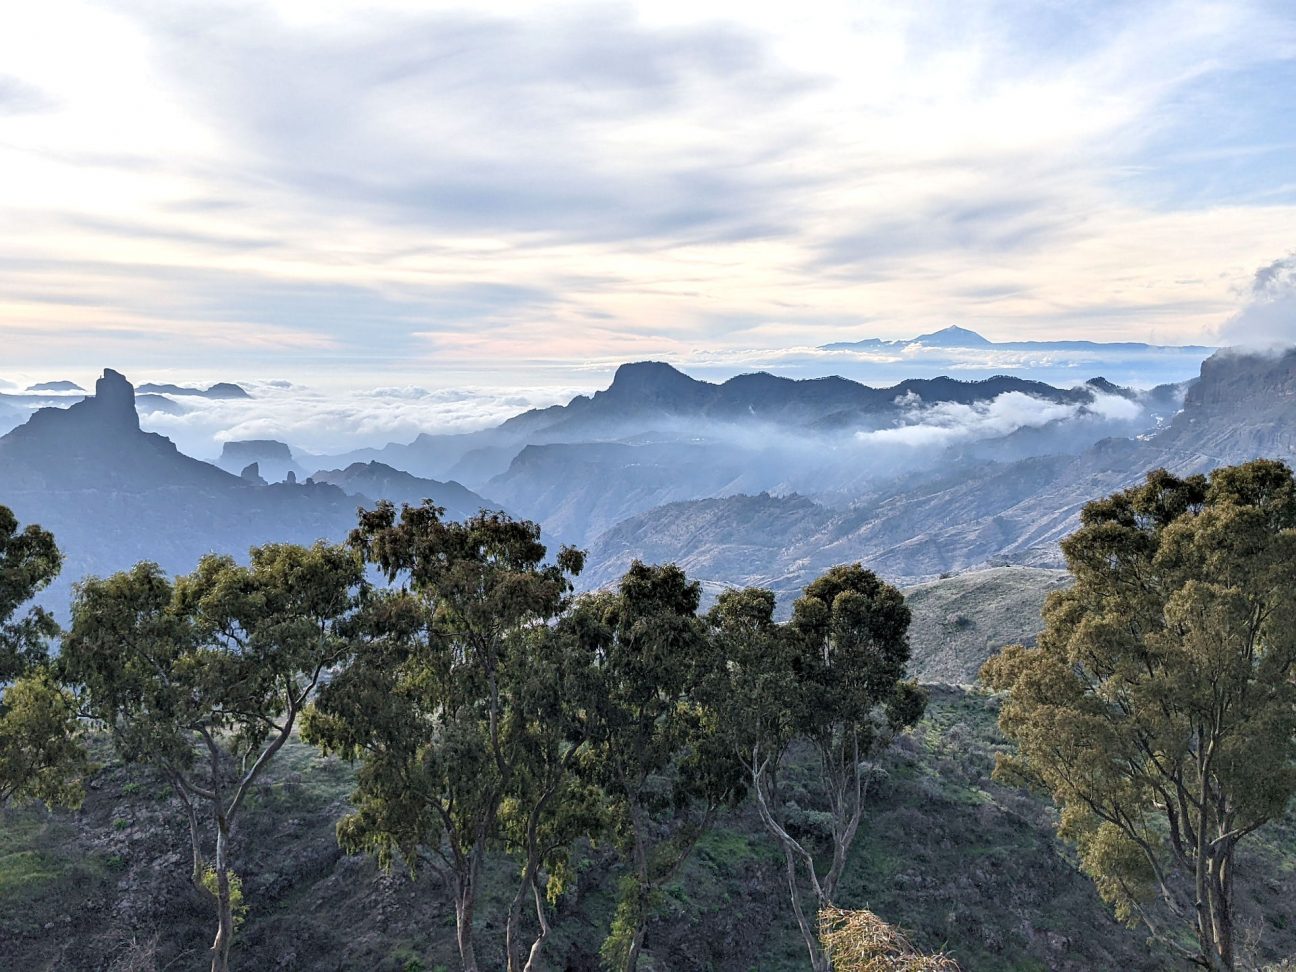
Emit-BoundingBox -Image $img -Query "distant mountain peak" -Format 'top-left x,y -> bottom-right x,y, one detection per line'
609,360 -> 693,385
913,326 -> 992,347
603,361 -> 707,406
0,368 -> 241,492
137,381 -> 251,400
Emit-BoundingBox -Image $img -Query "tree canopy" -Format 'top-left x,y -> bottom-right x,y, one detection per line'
0,504 -> 61,681
63,541 -> 365,972
303,503 -> 586,972
0,504 -> 84,810
710,564 -> 926,972
982,460 -> 1296,971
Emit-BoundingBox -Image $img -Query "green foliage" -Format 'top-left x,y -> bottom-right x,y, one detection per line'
0,504 -> 61,682
305,503 -> 586,972
568,561 -> 744,971
599,874 -> 651,971
0,671 -> 86,808
982,460 -> 1296,971
0,505 -> 84,811
709,564 -> 926,972
62,540 -> 365,971
201,863 -> 249,928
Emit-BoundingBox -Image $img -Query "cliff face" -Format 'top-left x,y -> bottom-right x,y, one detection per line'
1183,348 -> 1296,409
1158,348 -> 1296,467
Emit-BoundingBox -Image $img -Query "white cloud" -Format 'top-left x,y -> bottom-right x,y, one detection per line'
856,390 -> 1144,450
0,0 -> 1293,381
1216,253 -> 1296,349
137,381 -> 584,458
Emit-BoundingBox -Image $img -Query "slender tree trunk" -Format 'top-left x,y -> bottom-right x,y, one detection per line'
621,799 -> 652,972
1207,847 -> 1234,970
210,819 -> 234,972
179,792 -> 205,889
1194,758 -> 1219,969
624,925 -> 647,972
454,849 -> 482,972
782,842 -> 830,972
522,878 -> 552,972
506,880 -> 527,972
505,853 -> 537,972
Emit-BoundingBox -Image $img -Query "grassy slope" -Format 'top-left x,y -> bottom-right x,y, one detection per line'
3,568 -> 1294,971
13,685 -> 1296,972
904,567 -> 1070,684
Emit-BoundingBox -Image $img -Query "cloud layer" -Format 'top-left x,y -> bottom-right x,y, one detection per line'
1,1 -> 1294,383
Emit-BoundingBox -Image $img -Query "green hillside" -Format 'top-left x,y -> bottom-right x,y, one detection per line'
7,685 -> 1294,971
904,567 -> 1071,684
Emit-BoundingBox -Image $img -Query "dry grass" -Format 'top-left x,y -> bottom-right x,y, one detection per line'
819,907 -> 961,972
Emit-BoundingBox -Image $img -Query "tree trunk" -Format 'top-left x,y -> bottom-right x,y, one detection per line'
522,878 -> 552,972
184,798 -> 205,890
621,800 -> 652,972
454,856 -> 481,972
781,843 -> 830,972
505,864 -> 531,972
624,925 -> 647,972
209,820 -> 234,972
1207,848 -> 1234,970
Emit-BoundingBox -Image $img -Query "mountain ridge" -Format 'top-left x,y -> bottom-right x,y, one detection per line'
822,324 -> 1216,353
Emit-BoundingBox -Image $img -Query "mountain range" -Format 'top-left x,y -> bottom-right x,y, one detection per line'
1,347 -> 1292,616
580,348 -> 1296,594
0,372 -> 492,613
821,324 -> 1216,354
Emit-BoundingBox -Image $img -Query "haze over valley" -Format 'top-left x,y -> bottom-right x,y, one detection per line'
3,334 -> 1291,617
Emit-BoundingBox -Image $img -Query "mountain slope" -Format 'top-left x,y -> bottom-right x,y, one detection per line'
5,687 -> 1243,972
904,566 -> 1071,683
581,348 -> 1296,594
0,370 -> 359,612
309,461 -> 499,522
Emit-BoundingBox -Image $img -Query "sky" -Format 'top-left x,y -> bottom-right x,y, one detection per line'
2,0 -> 1295,399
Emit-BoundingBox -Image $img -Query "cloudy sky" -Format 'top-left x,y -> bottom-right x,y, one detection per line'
2,0 -> 1295,395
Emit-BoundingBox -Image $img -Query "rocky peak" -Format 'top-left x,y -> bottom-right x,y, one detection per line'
601,361 -> 710,409
86,368 -> 140,430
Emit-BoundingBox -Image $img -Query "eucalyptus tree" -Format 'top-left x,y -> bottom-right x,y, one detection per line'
571,561 -> 744,972
0,504 -> 61,681
982,461 -> 1296,971
0,505 -> 84,809
62,542 -> 364,972
499,621 -> 607,972
709,567 -> 925,972
303,502 -> 585,972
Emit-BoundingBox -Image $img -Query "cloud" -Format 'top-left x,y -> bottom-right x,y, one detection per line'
136,380 -> 585,458
125,2 -> 811,244
677,341 -> 1210,389
1216,252 -> 1296,348
0,0 -> 1294,382
0,74 -> 54,114
856,390 -> 1135,450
